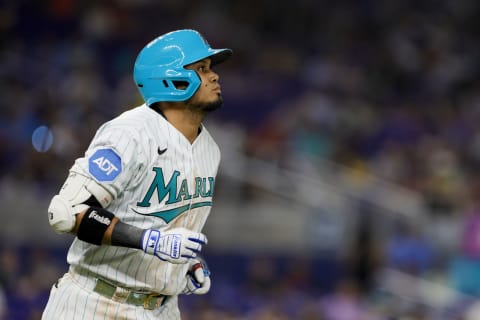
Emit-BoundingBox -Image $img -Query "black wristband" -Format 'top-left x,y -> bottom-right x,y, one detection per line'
77,207 -> 114,245
111,221 -> 144,249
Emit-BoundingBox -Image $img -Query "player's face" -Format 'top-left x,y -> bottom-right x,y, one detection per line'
185,58 -> 224,112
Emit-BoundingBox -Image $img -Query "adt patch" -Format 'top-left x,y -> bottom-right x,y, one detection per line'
88,148 -> 122,182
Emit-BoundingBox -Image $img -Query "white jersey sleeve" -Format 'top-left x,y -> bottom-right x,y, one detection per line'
70,124 -> 147,202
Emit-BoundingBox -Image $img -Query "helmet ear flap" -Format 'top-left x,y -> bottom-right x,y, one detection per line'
137,69 -> 201,106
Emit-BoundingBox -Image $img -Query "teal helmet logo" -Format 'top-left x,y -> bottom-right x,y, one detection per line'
133,29 -> 232,105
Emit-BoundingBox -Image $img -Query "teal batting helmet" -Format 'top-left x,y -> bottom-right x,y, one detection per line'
133,29 -> 232,105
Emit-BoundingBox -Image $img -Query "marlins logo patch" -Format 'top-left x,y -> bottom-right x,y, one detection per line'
88,148 -> 122,182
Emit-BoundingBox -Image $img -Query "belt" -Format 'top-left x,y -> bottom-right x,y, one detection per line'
93,278 -> 168,310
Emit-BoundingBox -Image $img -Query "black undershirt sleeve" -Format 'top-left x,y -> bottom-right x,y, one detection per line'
84,195 -> 102,207
111,220 -> 144,249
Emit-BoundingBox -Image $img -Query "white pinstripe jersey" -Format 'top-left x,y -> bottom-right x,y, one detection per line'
65,104 -> 220,295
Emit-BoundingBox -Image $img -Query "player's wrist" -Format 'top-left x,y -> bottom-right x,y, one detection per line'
111,220 -> 145,249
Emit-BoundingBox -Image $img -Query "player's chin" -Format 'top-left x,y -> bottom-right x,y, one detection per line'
202,97 -> 224,112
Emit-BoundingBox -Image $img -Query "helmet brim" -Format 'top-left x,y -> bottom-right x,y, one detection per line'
209,48 -> 233,66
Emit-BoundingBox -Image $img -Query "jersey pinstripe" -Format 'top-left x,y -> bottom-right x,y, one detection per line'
65,104 -> 220,295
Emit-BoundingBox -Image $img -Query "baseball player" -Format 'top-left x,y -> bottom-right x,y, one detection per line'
41,29 -> 232,319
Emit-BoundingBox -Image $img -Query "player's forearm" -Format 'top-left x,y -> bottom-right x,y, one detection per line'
110,220 -> 144,248
73,208 -> 143,249
72,206 -> 207,264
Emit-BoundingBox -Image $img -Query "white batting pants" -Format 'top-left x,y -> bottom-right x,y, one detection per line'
41,272 -> 181,320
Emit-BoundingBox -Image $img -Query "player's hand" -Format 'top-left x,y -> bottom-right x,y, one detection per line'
141,228 -> 207,264
183,257 -> 211,295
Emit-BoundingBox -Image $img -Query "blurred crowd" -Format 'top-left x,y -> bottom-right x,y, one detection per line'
3,0 -> 480,318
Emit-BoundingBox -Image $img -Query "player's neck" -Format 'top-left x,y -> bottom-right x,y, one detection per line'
162,108 -> 204,144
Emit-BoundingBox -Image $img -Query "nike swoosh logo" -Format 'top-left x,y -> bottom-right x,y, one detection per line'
157,147 -> 167,155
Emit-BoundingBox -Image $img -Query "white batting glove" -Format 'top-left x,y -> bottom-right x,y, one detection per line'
142,228 -> 207,264
183,257 -> 211,295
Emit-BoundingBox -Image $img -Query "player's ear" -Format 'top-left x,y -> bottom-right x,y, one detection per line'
172,81 -> 189,90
